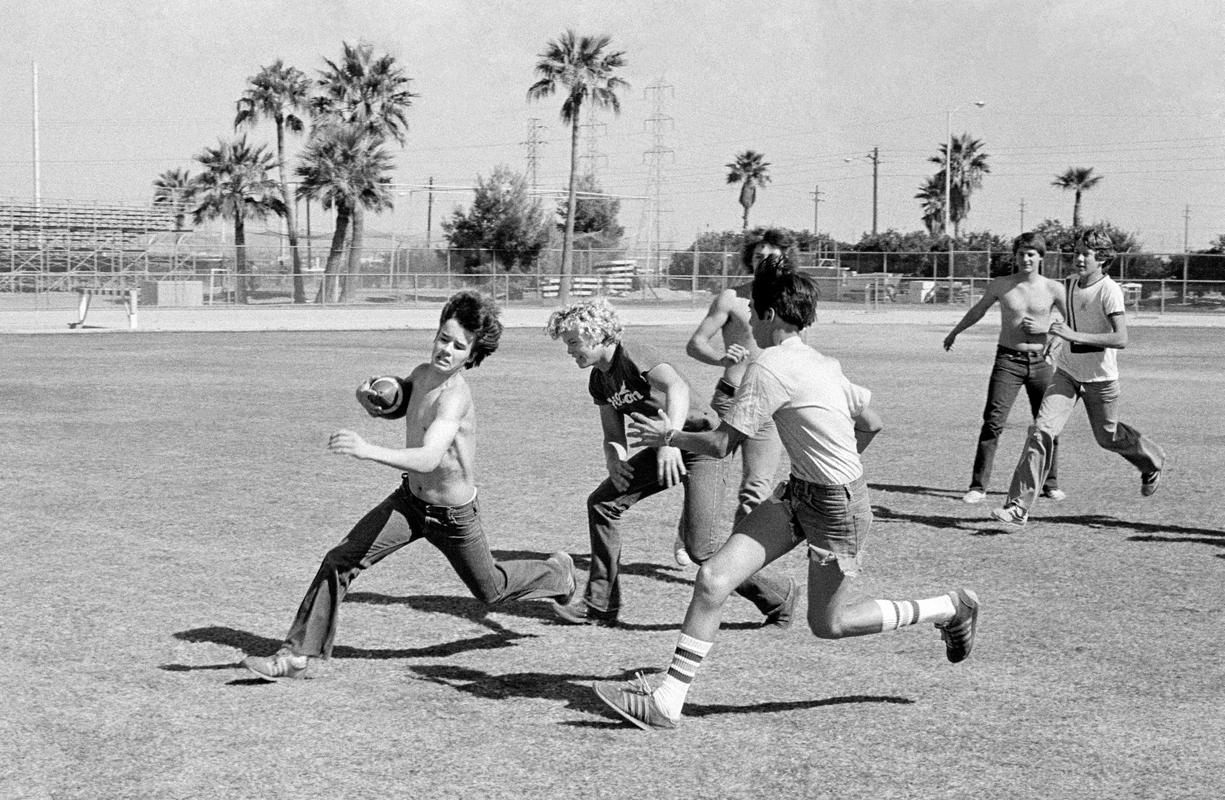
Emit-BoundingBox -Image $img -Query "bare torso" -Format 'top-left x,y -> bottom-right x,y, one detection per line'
719,283 -> 761,386
403,366 -> 477,506
993,274 -> 1063,352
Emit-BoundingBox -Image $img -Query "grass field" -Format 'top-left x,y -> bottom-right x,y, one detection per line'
2,321 -> 1222,799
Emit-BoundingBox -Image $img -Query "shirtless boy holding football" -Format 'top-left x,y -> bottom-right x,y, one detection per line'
943,232 -> 1069,505
241,290 -> 577,681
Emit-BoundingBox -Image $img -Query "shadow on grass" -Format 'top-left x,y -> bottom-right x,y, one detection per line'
408,664 -> 911,727
872,504 -> 1019,537
1063,513 -> 1225,555
491,549 -> 699,589
869,482 -> 970,501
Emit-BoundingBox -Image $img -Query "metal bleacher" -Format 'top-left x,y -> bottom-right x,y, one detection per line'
1,198 -> 177,292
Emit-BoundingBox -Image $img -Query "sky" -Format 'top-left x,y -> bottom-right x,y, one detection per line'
1,0 -> 1222,252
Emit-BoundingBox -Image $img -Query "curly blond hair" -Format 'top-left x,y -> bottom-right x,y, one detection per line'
545,298 -> 624,345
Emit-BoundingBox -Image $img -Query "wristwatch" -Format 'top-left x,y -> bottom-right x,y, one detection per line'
662,428 -> 677,447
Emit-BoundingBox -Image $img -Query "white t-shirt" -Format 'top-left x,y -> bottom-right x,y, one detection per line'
723,337 -> 871,486
1056,275 -> 1125,382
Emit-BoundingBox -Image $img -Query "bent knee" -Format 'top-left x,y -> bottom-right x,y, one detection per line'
694,564 -> 738,603
806,612 -> 847,640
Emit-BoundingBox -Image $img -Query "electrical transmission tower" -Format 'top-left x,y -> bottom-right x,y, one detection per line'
578,105 -> 608,176
521,118 -> 547,195
637,79 -> 675,278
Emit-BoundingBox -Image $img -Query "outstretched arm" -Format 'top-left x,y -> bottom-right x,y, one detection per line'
328,388 -> 466,474
629,410 -> 746,460
644,362 -> 693,487
943,286 -> 1000,350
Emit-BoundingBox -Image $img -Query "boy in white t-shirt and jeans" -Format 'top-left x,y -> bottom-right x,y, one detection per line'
991,229 -> 1166,527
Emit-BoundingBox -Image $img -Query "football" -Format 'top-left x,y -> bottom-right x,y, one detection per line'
356,375 -> 411,419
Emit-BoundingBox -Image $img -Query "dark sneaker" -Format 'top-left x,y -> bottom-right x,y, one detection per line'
241,650 -> 309,682
989,503 -> 1027,528
1041,487 -> 1067,502
763,578 -> 799,629
552,599 -> 618,627
546,551 -> 578,605
593,675 -> 678,730
936,588 -> 980,664
1141,469 -> 1161,497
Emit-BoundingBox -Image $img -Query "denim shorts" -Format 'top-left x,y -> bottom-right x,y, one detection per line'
784,474 -> 871,577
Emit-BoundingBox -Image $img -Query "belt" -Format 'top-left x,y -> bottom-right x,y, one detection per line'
996,345 -> 1045,359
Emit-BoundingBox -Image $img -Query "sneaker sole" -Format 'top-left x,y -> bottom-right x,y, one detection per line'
241,658 -> 305,682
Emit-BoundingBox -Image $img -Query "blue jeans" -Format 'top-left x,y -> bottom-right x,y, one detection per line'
284,482 -> 571,658
710,379 -> 785,523
585,446 -> 791,617
1007,370 -> 1165,511
971,346 -> 1060,492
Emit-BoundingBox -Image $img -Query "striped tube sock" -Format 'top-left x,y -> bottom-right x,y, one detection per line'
874,594 -> 956,631
651,633 -> 712,720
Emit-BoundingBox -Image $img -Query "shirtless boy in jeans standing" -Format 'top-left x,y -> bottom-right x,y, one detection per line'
943,232 -> 1068,504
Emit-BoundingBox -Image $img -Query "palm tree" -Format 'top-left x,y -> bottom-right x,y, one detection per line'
192,136 -> 285,304
929,134 -> 990,238
914,175 -> 946,235
152,168 -> 197,231
295,123 -> 394,303
527,30 -> 628,304
312,42 -> 416,290
1052,167 -> 1103,230
235,60 -> 312,303
726,150 -> 771,230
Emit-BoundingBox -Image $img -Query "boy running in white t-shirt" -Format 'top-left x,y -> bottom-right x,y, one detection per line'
591,257 -> 980,730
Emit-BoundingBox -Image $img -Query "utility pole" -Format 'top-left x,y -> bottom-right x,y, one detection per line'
31,62 -> 41,209
1019,198 -> 1026,231
810,184 -> 825,258
1183,204 -> 1191,301
868,147 -> 879,235
426,176 -> 434,250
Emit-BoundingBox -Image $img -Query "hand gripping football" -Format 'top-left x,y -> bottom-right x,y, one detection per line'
356,375 -> 412,419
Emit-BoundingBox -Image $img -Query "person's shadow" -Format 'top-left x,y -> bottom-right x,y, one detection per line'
407,663 -> 913,728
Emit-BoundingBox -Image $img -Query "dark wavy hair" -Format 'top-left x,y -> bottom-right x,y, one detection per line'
1075,228 -> 1117,268
440,290 -> 502,368
740,227 -> 799,273
1012,231 -> 1047,257
750,254 -> 818,329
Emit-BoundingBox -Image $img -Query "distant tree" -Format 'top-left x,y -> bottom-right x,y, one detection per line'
914,175 -> 946,235
443,166 -> 550,272
294,124 -> 394,303
153,168 -> 198,231
929,134 -> 990,237
1051,167 -> 1104,230
559,172 -> 624,250
235,59 -> 312,303
192,137 -> 285,304
527,30 -> 628,305
726,150 -> 771,231
312,41 -> 415,290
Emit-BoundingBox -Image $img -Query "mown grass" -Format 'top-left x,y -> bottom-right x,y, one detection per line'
2,322 -> 1221,800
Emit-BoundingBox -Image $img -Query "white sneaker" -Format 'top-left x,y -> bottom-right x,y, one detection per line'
989,504 -> 1028,528
673,535 -> 693,567
1041,487 -> 1068,502
962,489 -> 987,505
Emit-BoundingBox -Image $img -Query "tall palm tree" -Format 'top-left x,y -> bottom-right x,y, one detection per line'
295,124 -> 394,303
192,136 -> 285,304
726,150 -> 771,230
914,175 -> 946,235
929,134 -> 990,238
527,30 -> 628,304
312,42 -> 415,288
1052,167 -> 1103,230
235,59 -> 312,303
152,168 -> 197,231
